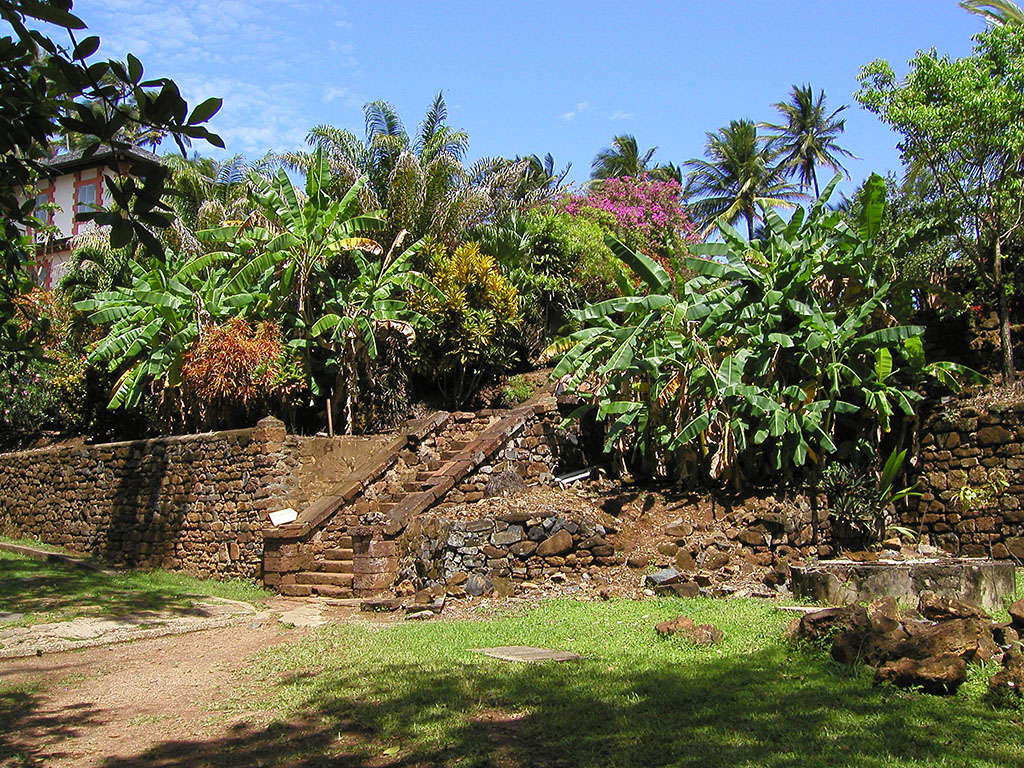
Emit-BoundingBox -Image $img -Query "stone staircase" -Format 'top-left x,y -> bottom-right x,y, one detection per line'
263,396 -> 565,599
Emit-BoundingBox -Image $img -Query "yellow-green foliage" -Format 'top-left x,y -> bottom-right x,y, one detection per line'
412,241 -> 520,404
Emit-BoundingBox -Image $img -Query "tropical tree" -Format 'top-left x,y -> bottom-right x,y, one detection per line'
684,120 -> 801,238
0,0 -> 222,369
281,94 -> 525,246
762,84 -> 856,196
591,135 -> 658,180
858,24 -> 1024,382
310,233 -> 440,432
207,148 -> 384,328
961,0 -> 1024,25
552,177 -> 976,484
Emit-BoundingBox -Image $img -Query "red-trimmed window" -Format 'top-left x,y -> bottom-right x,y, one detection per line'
73,176 -> 102,233
32,185 -> 54,227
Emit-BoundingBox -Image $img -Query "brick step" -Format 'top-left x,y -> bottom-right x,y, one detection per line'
296,571 -> 354,587
323,547 -> 353,560
279,584 -> 313,597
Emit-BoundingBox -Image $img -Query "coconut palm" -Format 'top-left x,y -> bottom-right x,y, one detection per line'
761,84 -> 857,197
684,119 -> 801,239
960,0 -> 1024,25
590,134 -> 662,180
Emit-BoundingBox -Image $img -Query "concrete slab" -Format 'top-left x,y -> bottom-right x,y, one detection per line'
474,645 -> 582,663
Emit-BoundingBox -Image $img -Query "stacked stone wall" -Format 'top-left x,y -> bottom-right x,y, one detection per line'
910,400 -> 1024,558
0,418 -> 374,579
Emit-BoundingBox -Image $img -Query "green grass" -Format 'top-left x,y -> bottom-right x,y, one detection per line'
200,598 -> 1024,768
0,548 -> 269,627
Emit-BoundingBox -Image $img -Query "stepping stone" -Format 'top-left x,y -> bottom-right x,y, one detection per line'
473,645 -> 581,663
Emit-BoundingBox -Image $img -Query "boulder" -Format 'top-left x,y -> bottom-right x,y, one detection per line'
918,591 -> 989,622
831,626 -> 908,666
990,644 -> 1024,695
993,623 -> 1020,649
867,597 -> 902,634
626,554 -> 650,569
655,615 -> 723,645
1009,598 -> 1024,630
509,540 -> 538,557
898,618 -> 997,663
797,604 -> 870,642
875,654 -> 967,695
536,529 -> 573,557
465,574 -> 493,597
664,520 -> 694,538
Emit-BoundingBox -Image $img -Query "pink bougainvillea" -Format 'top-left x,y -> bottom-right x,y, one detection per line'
561,175 -> 697,257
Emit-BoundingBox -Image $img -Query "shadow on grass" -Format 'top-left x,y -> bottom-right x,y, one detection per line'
87,645 -> 1022,768
0,555 -> 212,624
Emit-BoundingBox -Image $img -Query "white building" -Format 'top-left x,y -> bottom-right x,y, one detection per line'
29,146 -> 161,289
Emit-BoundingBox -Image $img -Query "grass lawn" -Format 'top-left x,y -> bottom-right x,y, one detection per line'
200,598 -> 1024,768
0,545 -> 269,627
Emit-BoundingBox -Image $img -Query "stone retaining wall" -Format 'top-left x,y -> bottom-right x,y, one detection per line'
401,510 -> 617,594
0,418 -> 379,579
910,400 -> 1024,559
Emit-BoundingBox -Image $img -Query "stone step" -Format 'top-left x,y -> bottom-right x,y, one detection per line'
318,559 -> 353,574
279,584 -> 313,597
308,584 -> 354,599
323,547 -> 354,561
296,571 -> 354,587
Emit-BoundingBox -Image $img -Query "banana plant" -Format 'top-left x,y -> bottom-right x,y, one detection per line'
75,250 -> 253,409
199,147 -> 385,328
307,232 -> 441,432
552,175 -> 982,484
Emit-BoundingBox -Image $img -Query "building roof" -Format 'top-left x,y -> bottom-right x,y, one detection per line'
41,145 -> 162,175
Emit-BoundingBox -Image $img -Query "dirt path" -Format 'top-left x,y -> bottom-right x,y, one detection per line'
0,605 -> 318,767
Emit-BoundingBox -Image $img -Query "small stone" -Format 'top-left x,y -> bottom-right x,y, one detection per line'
465,574 -> 493,597
626,555 -> 650,569
645,567 -> 681,587
405,610 -> 434,621
655,615 -> 723,645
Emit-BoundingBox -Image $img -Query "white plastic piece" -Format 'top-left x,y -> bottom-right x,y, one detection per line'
269,508 -> 298,526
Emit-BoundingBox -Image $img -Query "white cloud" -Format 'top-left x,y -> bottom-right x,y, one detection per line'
561,101 -> 592,122
608,110 -> 632,121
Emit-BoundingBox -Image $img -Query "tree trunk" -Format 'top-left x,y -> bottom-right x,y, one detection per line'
995,237 -> 1016,383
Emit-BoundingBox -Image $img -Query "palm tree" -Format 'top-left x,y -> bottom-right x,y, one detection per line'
761,84 -> 856,197
280,93 -> 523,246
960,0 -> 1024,25
590,135 -> 660,180
684,119 -> 801,239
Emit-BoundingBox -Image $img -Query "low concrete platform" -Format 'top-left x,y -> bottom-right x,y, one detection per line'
789,558 -> 1015,611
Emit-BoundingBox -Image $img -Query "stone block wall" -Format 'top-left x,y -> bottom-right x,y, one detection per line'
0,418 -> 379,579
401,510 -> 617,592
910,400 -> 1024,559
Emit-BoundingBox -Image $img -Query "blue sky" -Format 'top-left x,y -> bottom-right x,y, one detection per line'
71,1 -> 986,194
